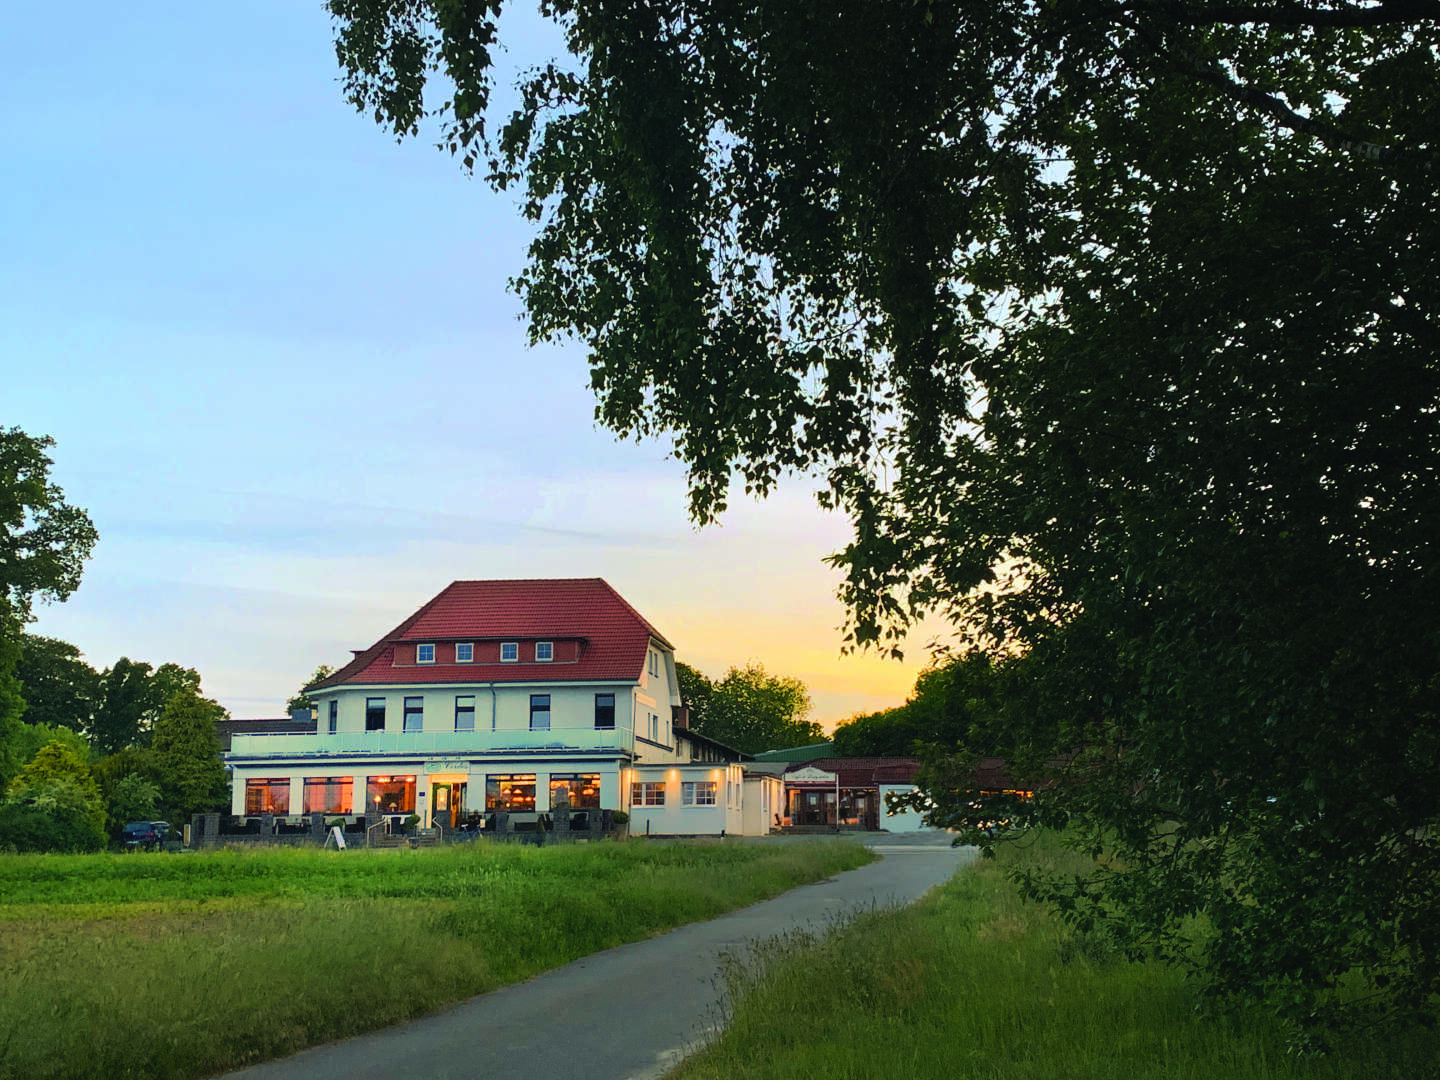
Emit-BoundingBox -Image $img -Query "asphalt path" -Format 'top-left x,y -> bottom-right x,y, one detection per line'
220,833 -> 974,1080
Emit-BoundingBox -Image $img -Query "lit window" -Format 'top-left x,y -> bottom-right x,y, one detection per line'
486,774 -> 536,811
594,693 -> 615,729
365,697 -> 386,732
550,773 -> 601,809
501,642 -> 518,662
456,642 -> 473,663
416,643 -> 435,664
327,699 -> 338,735
245,778 -> 290,815
530,694 -> 551,731
454,695 -> 475,732
366,775 -> 415,815
536,641 -> 553,662
682,781 -> 717,806
303,777 -> 352,814
631,781 -> 665,806
403,696 -> 423,733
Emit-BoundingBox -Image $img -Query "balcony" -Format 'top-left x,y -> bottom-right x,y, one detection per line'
228,724 -> 635,761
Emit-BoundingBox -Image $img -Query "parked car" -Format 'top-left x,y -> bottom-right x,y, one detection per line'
122,821 -> 170,851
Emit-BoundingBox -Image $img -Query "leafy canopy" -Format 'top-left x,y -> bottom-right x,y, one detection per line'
329,0 -> 1440,1029
0,430 -> 97,787
677,661 -> 822,755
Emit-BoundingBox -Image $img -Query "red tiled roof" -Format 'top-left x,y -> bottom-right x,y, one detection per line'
312,579 -> 673,690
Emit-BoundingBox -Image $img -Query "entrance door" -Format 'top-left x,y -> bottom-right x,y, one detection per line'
430,782 -> 468,828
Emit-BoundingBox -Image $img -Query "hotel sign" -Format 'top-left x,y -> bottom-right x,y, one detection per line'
423,759 -> 472,773
786,767 -> 838,786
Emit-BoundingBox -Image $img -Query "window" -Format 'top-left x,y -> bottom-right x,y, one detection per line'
303,776 -> 352,814
594,693 -> 615,729
245,778 -> 290,815
403,696 -> 424,733
631,781 -> 665,806
529,694 -> 551,731
416,643 -> 435,664
366,775 -> 415,815
365,697 -> 386,732
648,650 -> 658,677
454,695 -> 475,732
649,712 -> 660,742
501,642 -> 518,662
486,774 -> 536,811
682,781 -> 717,806
536,641 -> 553,662
327,699 -> 338,735
550,773 -> 601,810
455,642 -> 473,663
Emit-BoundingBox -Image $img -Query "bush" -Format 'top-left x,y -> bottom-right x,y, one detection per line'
610,810 -> 630,826
0,796 -> 105,853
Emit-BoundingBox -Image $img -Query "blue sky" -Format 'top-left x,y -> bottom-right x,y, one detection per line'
2,2 -> 945,727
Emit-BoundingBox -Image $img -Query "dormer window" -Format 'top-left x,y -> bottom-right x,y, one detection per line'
416,643 -> 435,664
455,642 -> 473,663
536,641 -> 553,662
501,642 -> 518,663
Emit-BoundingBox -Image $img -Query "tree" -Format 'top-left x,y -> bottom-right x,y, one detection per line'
90,658 -> 204,755
0,430 -> 98,788
150,688 -> 228,821
329,0 -> 1440,1030
285,664 -> 336,715
682,661 -> 822,755
831,654 -> 1000,758
16,633 -> 100,733
7,740 -> 105,835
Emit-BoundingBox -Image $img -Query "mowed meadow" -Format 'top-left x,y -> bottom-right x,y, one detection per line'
0,840 -> 873,1080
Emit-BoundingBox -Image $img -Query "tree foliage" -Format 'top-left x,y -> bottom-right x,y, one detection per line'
90,658 -> 203,755
329,0 -> 1440,1029
678,661 -> 822,755
16,633 -> 100,732
7,740 -> 105,835
150,688 -> 228,821
286,664 -> 337,714
0,430 -> 97,789
832,654 -> 1000,758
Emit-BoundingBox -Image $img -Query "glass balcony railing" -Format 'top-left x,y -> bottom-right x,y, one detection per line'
228,724 -> 634,759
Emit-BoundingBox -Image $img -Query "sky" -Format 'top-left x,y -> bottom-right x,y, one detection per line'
2,2 -> 950,729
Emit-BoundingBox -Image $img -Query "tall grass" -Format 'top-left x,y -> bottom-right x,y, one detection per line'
0,840 -> 873,1080
673,832 -> 1439,1080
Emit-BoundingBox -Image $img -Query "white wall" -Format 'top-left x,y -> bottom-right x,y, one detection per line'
878,784 -> 931,832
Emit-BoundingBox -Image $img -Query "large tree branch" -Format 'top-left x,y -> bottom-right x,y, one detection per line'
1127,19 -> 1424,163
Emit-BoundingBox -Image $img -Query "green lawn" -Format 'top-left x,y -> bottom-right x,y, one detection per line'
673,833 -> 1439,1080
0,839 -> 873,1080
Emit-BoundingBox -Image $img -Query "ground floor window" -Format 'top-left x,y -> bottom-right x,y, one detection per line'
486,774 -> 536,811
631,781 -> 665,807
303,776 -> 353,814
245,778 -> 290,815
366,775 -> 416,815
681,780 -> 717,806
549,773 -> 601,809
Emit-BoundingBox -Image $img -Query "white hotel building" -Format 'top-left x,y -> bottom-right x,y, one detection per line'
225,579 -> 763,835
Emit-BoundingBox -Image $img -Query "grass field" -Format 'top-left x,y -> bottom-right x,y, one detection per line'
673,832 -> 1440,1080
0,839 -> 873,1080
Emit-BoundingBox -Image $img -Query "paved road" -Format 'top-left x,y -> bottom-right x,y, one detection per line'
222,834 -> 974,1080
